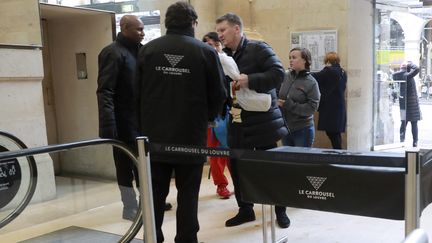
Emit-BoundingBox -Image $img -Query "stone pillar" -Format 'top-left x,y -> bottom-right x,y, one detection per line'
346,0 -> 374,151
0,0 -> 56,203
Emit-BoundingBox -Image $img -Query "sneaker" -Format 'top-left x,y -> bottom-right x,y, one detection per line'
217,185 -> 231,199
276,212 -> 291,228
225,209 -> 256,227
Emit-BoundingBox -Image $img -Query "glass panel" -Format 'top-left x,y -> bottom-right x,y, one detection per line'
374,1 -> 432,149
0,143 -> 142,242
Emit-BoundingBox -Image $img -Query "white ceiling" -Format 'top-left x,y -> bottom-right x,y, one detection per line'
40,3 -> 114,20
377,0 -> 423,8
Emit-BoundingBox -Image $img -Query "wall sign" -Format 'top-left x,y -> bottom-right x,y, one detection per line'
291,30 -> 338,71
0,145 -> 21,209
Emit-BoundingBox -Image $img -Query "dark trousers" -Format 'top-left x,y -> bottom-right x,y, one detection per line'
400,120 -> 418,142
151,162 -> 204,243
230,143 -> 286,215
113,142 -> 139,187
325,131 -> 342,149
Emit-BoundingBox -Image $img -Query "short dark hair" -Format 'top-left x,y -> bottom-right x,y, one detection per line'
290,47 -> 312,70
202,32 -> 220,43
165,1 -> 197,29
216,13 -> 243,31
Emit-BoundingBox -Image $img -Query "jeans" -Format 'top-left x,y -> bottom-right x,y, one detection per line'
282,125 -> 315,147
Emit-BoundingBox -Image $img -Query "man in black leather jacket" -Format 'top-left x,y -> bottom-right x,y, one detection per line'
96,15 -> 144,221
216,13 -> 290,228
137,2 -> 227,243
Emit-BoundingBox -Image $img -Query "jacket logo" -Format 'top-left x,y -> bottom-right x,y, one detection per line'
164,54 -> 184,68
307,176 -> 326,190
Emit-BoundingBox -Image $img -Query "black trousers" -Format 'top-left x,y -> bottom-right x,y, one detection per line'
230,143 -> 286,215
325,131 -> 342,149
151,161 -> 204,243
400,120 -> 418,142
113,142 -> 139,187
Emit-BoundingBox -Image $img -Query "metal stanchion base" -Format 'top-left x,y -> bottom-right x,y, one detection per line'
262,205 -> 288,243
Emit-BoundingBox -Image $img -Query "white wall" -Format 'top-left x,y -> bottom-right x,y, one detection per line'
0,48 -> 56,203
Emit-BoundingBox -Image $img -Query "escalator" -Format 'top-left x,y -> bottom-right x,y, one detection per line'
0,132 -> 145,242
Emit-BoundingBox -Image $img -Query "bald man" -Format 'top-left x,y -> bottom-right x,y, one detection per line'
96,15 -> 144,221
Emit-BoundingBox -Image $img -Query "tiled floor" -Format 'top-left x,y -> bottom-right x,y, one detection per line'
1,165 -> 432,243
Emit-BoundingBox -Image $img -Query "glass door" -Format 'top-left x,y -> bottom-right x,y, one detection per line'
374,0 -> 432,150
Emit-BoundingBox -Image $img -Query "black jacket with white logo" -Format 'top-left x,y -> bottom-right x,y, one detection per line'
137,27 -> 227,163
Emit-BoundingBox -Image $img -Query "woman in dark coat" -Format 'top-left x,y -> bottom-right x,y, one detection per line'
392,61 -> 421,147
312,52 -> 347,149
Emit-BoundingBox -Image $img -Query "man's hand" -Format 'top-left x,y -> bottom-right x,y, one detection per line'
234,74 -> 249,89
277,99 -> 285,107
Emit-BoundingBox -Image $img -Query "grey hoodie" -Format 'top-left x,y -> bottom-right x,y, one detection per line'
278,69 -> 321,132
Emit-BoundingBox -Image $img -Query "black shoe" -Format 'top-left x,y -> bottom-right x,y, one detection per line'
413,141 -> 418,147
276,212 -> 291,228
122,207 -> 138,221
165,202 -> 173,211
225,210 -> 256,227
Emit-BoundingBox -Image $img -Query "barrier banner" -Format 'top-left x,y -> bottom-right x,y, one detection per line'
237,146 -> 406,220
421,149 -> 432,212
149,143 -> 432,220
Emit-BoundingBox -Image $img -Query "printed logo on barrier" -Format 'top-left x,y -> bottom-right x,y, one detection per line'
307,176 -> 326,190
155,54 -> 190,76
298,175 -> 335,201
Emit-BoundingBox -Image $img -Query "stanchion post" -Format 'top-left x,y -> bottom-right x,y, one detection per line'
270,205 -> 276,242
262,204 -> 268,243
405,150 -> 420,236
137,136 -> 157,243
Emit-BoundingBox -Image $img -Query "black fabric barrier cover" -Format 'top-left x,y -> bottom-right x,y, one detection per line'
237,146 -> 407,220
149,143 -> 432,220
421,149 -> 432,213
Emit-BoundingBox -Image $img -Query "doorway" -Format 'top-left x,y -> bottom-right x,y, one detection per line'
40,3 -> 115,174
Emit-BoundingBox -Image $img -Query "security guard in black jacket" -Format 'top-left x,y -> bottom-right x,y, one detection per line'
96,15 -> 144,221
137,2 -> 227,243
216,13 -> 290,228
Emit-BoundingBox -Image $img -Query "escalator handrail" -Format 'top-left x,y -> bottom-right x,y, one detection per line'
0,137 -> 142,243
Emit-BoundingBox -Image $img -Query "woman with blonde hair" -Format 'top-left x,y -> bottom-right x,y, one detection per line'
312,52 -> 347,149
